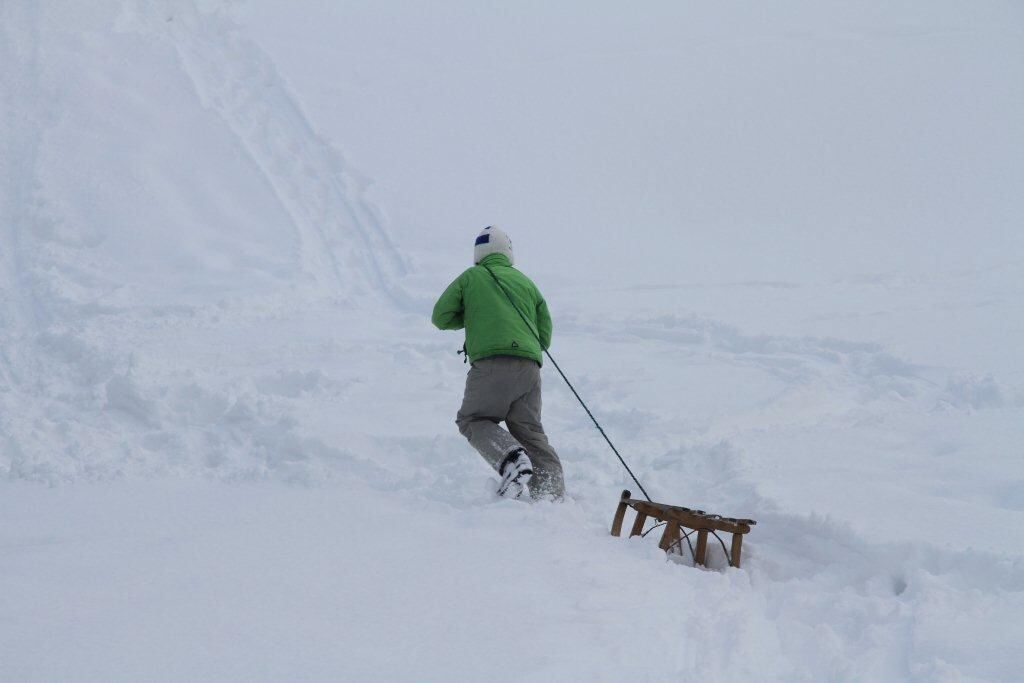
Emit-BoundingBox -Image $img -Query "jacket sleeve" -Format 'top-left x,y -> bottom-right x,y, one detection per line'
536,297 -> 552,350
431,274 -> 466,330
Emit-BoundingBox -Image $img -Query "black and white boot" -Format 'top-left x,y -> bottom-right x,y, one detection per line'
497,448 -> 533,499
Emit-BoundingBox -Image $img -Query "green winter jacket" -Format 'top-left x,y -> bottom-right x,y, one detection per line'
431,253 -> 552,365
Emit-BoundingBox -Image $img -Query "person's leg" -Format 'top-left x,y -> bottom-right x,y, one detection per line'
455,357 -> 524,472
506,366 -> 565,499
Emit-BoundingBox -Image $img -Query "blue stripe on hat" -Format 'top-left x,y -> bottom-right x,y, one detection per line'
475,234 -> 490,246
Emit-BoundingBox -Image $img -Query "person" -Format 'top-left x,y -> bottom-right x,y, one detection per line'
431,226 -> 565,500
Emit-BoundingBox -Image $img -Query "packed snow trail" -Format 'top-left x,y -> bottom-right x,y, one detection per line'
1,1 -> 1023,681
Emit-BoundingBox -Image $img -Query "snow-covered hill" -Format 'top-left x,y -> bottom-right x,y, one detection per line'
2,1 -> 1022,680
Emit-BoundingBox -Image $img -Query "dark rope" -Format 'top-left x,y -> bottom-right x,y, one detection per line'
668,528 -> 732,566
667,528 -> 697,562
641,519 -> 734,567
482,264 -> 652,501
643,521 -> 699,562
641,521 -> 666,538
708,529 -> 732,565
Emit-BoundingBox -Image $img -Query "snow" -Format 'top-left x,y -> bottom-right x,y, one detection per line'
2,0 -> 1023,680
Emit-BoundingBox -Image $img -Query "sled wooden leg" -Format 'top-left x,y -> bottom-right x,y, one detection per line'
629,511 -> 648,538
658,522 -> 680,552
610,490 -> 631,537
694,529 -> 709,566
730,532 -> 743,568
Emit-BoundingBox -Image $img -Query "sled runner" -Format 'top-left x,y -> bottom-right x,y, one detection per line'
610,490 -> 756,569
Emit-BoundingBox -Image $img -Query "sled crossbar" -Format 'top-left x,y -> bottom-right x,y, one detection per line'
610,490 -> 756,568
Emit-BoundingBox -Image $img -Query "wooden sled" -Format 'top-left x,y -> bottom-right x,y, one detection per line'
610,490 -> 756,569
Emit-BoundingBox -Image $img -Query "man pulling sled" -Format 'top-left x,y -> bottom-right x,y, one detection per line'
432,226 -> 565,500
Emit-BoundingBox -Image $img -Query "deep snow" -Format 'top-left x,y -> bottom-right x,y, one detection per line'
2,1 -> 1023,681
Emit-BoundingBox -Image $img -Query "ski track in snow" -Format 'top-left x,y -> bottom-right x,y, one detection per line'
0,1 -> 44,386
119,0 -> 409,306
0,2 -> 69,471
1,1 -> 1022,680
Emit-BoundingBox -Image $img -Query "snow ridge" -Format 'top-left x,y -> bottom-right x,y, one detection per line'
119,0 -> 409,305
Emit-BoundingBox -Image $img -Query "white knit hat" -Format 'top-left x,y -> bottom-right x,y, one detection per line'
473,225 -> 514,265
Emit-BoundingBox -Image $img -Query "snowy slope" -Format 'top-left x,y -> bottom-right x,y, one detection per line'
2,1 -> 1023,681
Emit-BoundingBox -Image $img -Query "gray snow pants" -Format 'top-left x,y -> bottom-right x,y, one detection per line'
456,355 -> 565,499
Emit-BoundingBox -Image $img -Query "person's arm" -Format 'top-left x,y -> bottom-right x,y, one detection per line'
536,297 -> 552,350
431,274 -> 466,330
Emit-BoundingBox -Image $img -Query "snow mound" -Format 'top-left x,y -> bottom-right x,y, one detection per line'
1,0 -> 408,483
